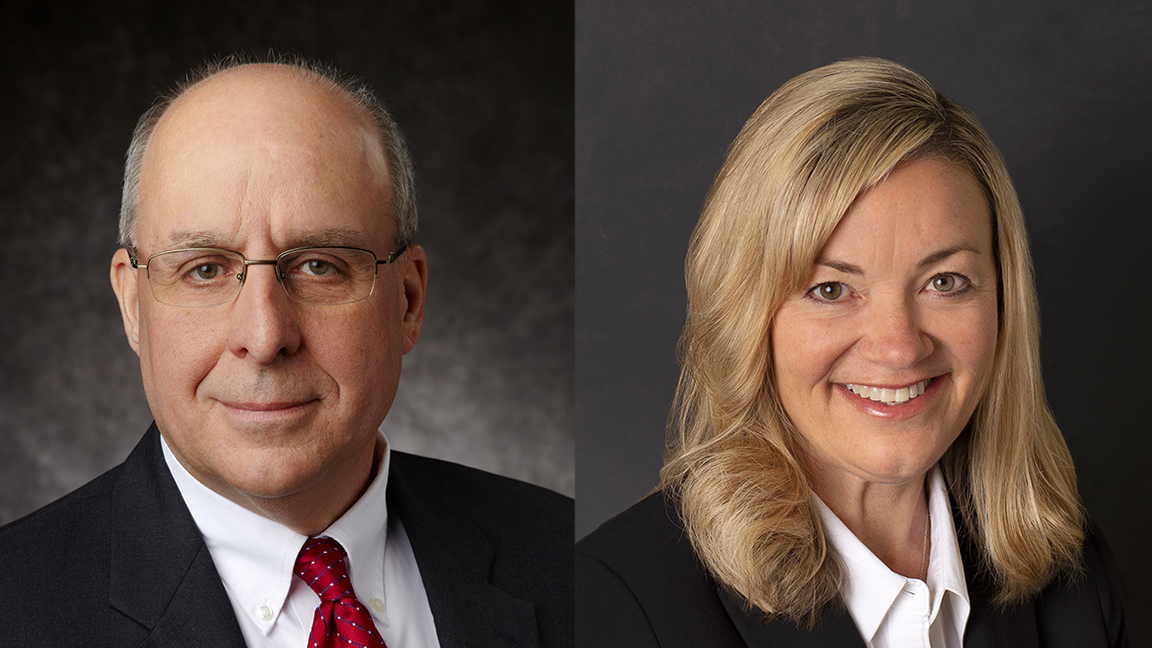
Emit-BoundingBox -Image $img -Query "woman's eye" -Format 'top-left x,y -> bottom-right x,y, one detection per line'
928,274 -> 962,293
810,282 -> 846,301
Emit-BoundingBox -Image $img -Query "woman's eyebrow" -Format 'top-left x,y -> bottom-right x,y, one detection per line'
916,244 -> 982,270
815,259 -> 864,275
816,244 -> 982,276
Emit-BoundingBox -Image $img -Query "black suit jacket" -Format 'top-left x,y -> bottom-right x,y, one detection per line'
0,424 -> 574,647
576,492 -> 1127,647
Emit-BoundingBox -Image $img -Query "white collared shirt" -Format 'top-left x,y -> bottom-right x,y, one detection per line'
162,434 -> 441,648
814,467 -> 970,648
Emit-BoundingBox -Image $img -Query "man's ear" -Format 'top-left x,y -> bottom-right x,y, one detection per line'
399,243 -> 427,354
110,248 -> 142,355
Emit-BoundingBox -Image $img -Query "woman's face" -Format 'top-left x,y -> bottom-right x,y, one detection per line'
771,158 -> 999,490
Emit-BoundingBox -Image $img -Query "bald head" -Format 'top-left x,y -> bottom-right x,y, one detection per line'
150,65 -> 384,172
120,58 -> 416,251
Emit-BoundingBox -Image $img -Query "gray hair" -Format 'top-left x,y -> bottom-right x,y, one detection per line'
118,54 -> 418,249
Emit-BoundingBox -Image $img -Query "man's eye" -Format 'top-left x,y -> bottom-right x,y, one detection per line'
810,282 -> 846,301
192,264 -> 223,280
303,259 -> 334,276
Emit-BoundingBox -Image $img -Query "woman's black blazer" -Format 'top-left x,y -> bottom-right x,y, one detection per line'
576,492 -> 1127,647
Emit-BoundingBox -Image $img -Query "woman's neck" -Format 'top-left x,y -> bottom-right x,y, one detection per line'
810,462 -> 932,580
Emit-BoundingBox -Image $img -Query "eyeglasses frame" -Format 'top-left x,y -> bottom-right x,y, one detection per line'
127,243 -> 409,307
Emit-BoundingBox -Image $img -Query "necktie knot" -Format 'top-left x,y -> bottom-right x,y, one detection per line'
295,537 -> 355,603
294,537 -> 387,648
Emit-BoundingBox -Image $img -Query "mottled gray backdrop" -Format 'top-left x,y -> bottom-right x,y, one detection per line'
0,2 -> 574,526
577,0 -> 1151,642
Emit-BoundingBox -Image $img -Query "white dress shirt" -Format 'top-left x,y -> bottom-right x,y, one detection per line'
814,466 -> 970,648
162,434 -> 441,648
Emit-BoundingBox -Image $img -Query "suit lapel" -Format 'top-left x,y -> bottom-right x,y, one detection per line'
388,452 -> 540,648
956,519 -> 1040,648
718,587 -> 866,648
107,425 -> 246,647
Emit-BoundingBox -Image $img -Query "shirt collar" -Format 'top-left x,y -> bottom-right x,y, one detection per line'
813,466 -> 970,645
925,466 -> 970,645
162,433 -> 393,635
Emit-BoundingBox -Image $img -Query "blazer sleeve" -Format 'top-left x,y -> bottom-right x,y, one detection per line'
973,521 -> 1132,648
576,549 -> 662,648
1084,525 -> 1129,648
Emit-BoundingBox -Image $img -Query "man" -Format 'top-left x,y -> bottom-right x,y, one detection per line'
0,58 -> 573,647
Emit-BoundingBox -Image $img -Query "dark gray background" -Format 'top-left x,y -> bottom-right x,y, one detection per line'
0,2 -> 574,526
576,0 -> 1152,638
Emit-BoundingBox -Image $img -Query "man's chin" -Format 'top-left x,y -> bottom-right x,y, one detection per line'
210,453 -> 329,504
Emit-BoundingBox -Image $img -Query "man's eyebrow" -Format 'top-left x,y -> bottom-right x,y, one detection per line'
815,244 -> 983,276
160,227 -> 370,251
288,227 -> 371,249
158,230 -> 232,250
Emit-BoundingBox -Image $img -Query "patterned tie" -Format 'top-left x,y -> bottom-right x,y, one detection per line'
294,537 -> 388,648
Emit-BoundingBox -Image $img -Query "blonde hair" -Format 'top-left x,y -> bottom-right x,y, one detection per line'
660,58 -> 1085,625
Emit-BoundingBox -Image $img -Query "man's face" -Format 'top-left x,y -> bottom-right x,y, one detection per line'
111,66 -> 426,522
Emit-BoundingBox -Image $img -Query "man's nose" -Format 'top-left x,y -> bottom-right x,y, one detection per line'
226,263 -> 302,364
858,295 -> 932,369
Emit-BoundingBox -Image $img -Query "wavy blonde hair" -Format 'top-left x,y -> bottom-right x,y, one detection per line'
660,58 -> 1085,626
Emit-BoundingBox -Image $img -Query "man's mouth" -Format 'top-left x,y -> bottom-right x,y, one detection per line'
842,377 -> 937,406
225,401 -> 312,411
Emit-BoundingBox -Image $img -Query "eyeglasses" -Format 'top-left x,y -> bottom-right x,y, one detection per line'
128,244 -> 408,308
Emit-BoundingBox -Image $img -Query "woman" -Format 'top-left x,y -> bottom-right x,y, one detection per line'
576,58 -> 1127,647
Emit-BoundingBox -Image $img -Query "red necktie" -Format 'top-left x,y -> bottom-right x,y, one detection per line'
294,537 -> 388,648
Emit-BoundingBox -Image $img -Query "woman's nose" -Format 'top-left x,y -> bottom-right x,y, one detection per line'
859,296 -> 932,369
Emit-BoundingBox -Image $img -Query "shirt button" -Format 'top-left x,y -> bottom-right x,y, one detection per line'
257,606 -> 272,621
370,598 -> 385,612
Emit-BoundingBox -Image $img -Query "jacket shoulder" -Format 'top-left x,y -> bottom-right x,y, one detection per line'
389,449 -> 573,529
1029,523 -> 1130,647
576,492 -> 746,647
0,461 -> 120,568
0,462 -> 145,643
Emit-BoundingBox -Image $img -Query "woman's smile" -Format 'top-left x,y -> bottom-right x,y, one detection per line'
834,375 -> 946,420
842,376 -> 936,406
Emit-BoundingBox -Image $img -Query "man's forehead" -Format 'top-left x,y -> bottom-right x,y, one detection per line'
135,64 -> 395,255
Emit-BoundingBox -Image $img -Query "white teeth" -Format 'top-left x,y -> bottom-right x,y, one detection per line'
844,379 -> 931,406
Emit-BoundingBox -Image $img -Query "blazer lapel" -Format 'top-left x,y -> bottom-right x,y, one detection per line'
388,452 -> 540,648
957,520 -> 1040,648
107,425 -> 246,647
718,587 -> 866,648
